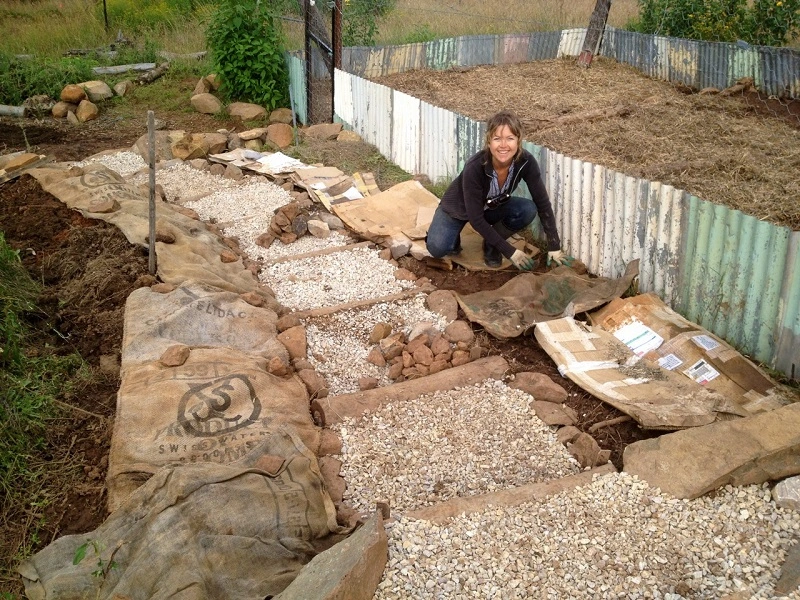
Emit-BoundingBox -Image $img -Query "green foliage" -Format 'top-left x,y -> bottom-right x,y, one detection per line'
73,539 -> 118,578
397,24 -> 437,45
206,0 -> 289,111
103,0 -> 214,33
632,0 -> 800,46
0,232 -> 38,365
0,52 -> 95,106
343,0 -> 396,46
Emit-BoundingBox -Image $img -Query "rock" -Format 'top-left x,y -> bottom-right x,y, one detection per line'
319,457 -> 345,504
276,314 -> 302,332
239,127 -> 267,141
209,163 -> 225,176
389,238 -> 412,259
274,513 -> 387,600
407,322 -> 436,343
255,232 -> 275,248
227,132 -> 243,150
379,332 -> 406,360
66,110 -> 79,125
366,346 -> 386,367
427,290 -> 459,322
387,361 -> 404,380
240,292 -> 264,307
316,212 -> 344,230
556,425 -> 582,444
444,320 -> 474,344
132,130 -> 184,161
567,433 -> 610,468
307,219 -> 330,238
429,359 -> 449,374
113,79 -> 135,97
219,249 -> 237,263
151,283 -> 175,293
623,402 -> 800,499
267,356 -> 289,377
530,401 -> 576,426
266,123 -> 293,149
277,325 -> 307,360
509,372 -> 568,403
60,84 -> 86,104
269,107 -> 294,124
451,350 -> 471,367
318,429 -> 342,455
401,351 -> 414,369
160,344 -> 190,367
23,95 -> 54,116
52,101 -> 77,118
775,540 -> 800,595
228,102 -> 267,121
298,369 -> 329,398
303,122 -> 343,140
773,476 -> 800,511
79,80 -> 113,102
75,99 -> 99,123
359,377 -> 379,391
206,73 -> 221,90
187,158 -> 207,170
191,92 -> 222,114
368,323 -> 392,344
412,345 -> 434,367
337,129 -> 363,142
87,198 -> 120,214
223,164 -> 243,181
469,346 -> 483,361
193,77 -> 211,96
430,335 -> 451,356
394,268 -> 416,281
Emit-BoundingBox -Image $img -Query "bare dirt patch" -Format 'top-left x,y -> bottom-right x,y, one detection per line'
373,57 -> 800,230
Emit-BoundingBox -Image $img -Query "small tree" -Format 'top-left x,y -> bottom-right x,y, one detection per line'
206,0 -> 289,111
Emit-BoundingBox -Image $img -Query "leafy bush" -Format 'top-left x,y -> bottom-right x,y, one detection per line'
632,0 -> 800,46
0,52 -> 95,106
343,0 -> 396,46
206,0 -> 289,111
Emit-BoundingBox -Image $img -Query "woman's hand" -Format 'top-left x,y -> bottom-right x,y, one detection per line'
547,250 -> 574,267
511,250 -> 535,271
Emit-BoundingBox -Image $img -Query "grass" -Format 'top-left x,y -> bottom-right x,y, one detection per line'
0,232 -> 94,594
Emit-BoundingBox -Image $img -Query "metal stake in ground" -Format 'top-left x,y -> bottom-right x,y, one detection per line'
147,110 -> 157,275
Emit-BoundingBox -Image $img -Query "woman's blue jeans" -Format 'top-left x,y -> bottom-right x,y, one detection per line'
425,196 -> 537,258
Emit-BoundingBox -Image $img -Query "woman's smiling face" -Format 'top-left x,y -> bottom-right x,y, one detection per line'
488,124 -> 519,168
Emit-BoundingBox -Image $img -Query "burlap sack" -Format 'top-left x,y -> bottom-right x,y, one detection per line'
121,281 -> 288,368
108,348 -> 317,511
20,432 -> 345,600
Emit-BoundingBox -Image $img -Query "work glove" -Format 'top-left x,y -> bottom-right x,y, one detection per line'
547,250 -> 574,267
510,249 -> 536,271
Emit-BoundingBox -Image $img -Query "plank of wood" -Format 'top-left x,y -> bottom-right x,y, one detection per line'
262,240 -> 372,266
291,284 -> 436,320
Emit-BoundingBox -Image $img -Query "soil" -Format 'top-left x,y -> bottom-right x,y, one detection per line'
373,57 -> 800,230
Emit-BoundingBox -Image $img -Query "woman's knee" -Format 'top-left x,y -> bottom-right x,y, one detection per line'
425,235 -> 449,258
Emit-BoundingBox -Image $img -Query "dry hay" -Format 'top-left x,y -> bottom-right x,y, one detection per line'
374,57 -> 800,230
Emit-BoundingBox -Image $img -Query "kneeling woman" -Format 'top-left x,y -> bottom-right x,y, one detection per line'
426,110 -> 570,270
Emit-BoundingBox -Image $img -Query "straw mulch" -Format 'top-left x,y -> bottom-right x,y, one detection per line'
374,57 -> 800,230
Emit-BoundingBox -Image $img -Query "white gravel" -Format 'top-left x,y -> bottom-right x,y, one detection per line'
261,246 -> 415,310
377,474 -> 800,600
333,380 -> 581,513
130,162 -> 239,201
72,151 -> 147,177
305,295 -> 450,394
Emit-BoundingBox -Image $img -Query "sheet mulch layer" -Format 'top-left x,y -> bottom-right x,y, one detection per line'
372,56 -> 800,230
0,170 -> 655,595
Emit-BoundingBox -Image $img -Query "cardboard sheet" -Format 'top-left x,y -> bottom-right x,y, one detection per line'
534,317 -> 747,430
590,293 -> 786,415
456,260 -> 640,337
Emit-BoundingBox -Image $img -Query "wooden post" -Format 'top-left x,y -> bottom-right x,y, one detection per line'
577,0 -> 611,68
147,111 -> 157,275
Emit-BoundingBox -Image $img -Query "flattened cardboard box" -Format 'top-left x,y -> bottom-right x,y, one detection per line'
534,317 -> 747,430
590,293 -> 786,415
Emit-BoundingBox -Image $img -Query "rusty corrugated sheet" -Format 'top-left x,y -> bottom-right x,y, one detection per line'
497,33 -> 533,64
456,115 -> 484,173
419,103 -> 458,184
668,38 -> 699,87
426,37 -> 459,71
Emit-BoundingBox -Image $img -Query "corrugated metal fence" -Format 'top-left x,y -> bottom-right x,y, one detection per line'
285,30 -> 799,379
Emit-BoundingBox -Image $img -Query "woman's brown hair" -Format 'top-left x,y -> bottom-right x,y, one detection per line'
483,110 -> 524,163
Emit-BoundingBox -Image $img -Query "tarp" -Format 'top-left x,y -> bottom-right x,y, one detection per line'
456,260 -> 640,337
20,432 -> 346,600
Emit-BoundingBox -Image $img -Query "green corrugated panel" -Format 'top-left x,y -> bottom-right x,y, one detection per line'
731,46 -> 761,88
426,38 -> 458,71
455,115 -> 484,173
678,195 -> 792,365
284,53 -> 306,126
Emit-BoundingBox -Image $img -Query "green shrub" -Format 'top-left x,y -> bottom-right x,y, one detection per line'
102,0 -> 214,33
0,52 -> 95,106
633,0 -> 800,46
343,0 -> 396,46
206,0 -> 289,111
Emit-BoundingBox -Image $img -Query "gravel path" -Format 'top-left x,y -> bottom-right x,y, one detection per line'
100,151 -> 800,599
